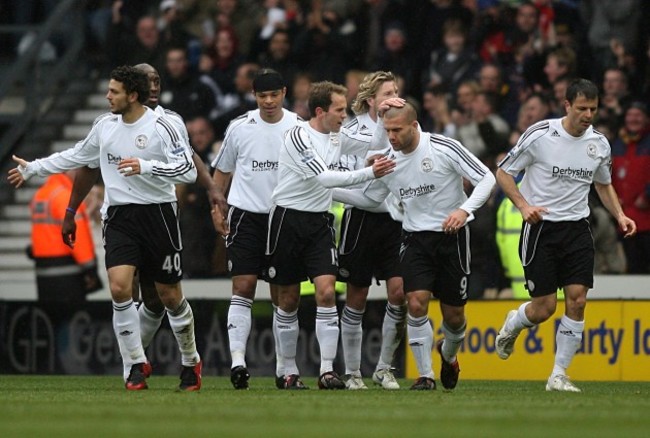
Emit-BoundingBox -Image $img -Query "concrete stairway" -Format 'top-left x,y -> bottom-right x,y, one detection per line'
0,78 -> 106,299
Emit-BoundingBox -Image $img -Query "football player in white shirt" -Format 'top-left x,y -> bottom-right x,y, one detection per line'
60,63 -> 217,384
8,66 -> 203,391
337,71 -> 406,390
210,69 -> 303,389
333,102 -> 496,390
267,81 -> 395,389
494,78 -> 636,392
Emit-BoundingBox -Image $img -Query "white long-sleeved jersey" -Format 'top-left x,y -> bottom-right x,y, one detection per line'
340,112 -> 405,219
334,132 -> 495,232
21,107 -> 196,211
271,122 -> 376,212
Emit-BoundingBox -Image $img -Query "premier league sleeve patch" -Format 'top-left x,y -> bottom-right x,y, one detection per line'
299,148 -> 315,163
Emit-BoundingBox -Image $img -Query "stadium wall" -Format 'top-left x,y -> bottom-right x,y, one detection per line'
0,298 -> 404,378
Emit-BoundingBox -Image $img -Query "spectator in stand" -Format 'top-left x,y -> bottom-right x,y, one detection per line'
177,116 -> 222,278
541,47 -> 577,91
257,29 -> 300,100
107,13 -> 166,72
599,68 -> 631,133
201,0 -> 260,57
158,0 -> 202,68
509,92 -> 553,146
248,0 -> 287,61
611,102 -> 650,273
457,91 -> 510,166
344,70 -> 368,119
422,18 -> 480,96
371,21 -> 418,99
478,63 -> 520,128
579,0 -> 642,80
288,72 -> 312,120
292,2 -> 359,84
202,27 -> 245,96
420,85 -> 457,138
478,2 -> 546,76
450,79 -> 480,138
416,0 -> 475,64
160,46 -> 219,122
213,63 -> 260,138
550,74 -> 572,116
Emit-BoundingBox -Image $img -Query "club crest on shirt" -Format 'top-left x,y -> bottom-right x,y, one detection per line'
421,158 -> 433,172
299,149 -> 315,163
586,143 -> 597,159
135,134 -> 148,149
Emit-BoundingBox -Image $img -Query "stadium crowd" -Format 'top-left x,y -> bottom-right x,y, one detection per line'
10,0 -> 650,291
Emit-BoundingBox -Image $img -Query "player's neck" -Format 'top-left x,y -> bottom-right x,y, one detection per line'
308,118 -> 329,134
402,131 -> 420,154
368,108 -> 378,123
122,104 -> 147,124
561,117 -> 588,137
260,110 -> 283,124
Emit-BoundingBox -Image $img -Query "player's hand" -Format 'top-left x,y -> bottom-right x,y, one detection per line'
371,156 -> 395,178
8,155 -> 29,188
442,209 -> 469,234
117,158 -> 141,176
619,215 -> 637,238
365,153 -> 386,166
62,211 -> 77,248
207,185 -> 222,210
377,97 -> 406,117
520,205 -> 548,224
211,206 -> 230,236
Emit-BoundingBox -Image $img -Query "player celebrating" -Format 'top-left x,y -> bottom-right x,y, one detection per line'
210,69 -> 302,389
494,78 -> 636,392
334,102 -> 495,390
8,66 -> 202,391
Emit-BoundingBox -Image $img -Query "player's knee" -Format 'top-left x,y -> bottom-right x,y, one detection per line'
315,287 -> 336,307
156,283 -> 183,309
109,279 -> 132,301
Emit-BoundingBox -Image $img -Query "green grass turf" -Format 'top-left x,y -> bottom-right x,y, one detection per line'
1,376 -> 649,437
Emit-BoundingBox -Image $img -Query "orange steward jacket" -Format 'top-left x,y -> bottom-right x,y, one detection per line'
30,174 -> 96,273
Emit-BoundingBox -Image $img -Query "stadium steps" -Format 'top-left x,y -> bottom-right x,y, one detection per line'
0,74 -> 104,298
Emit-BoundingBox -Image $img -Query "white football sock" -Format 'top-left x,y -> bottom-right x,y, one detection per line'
506,301 -> 535,333
376,302 -> 406,370
341,305 -> 364,375
407,314 -> 434,378
113,299 -> 146,381
316,306 -> 339,375
272,304 -> 284,378
139,304 -> 164,350
552,315 -> 584,376
440,320 -> 466,364
276,308 -> 299,376
166,298 -> 200,367
228,295 -> 253,368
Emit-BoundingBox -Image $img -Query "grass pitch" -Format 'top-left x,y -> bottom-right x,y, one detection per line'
1,376 -> 649,437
